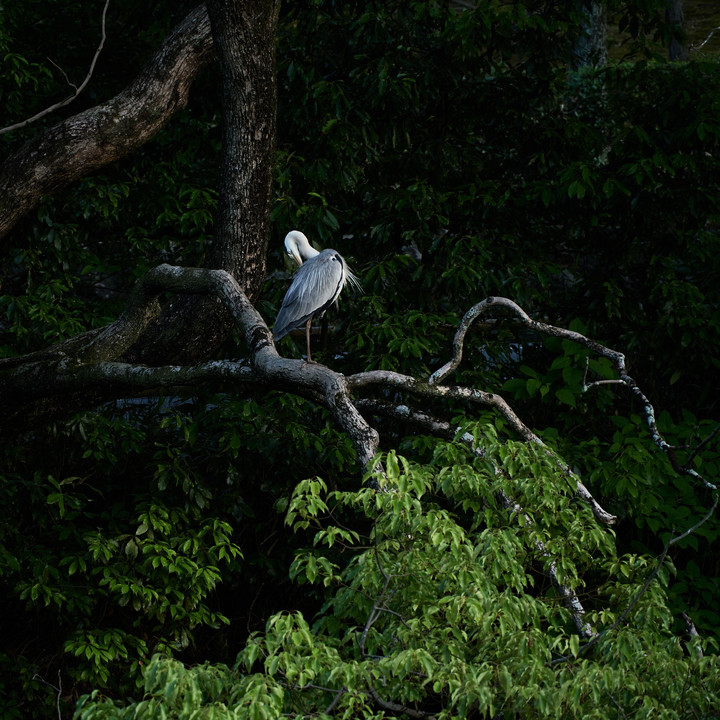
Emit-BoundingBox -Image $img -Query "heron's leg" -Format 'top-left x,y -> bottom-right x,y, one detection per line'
305,317 -> 316,364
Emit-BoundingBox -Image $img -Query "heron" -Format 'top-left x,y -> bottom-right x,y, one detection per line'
273,230 -> 360,363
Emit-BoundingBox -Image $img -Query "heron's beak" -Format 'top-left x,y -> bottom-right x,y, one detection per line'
288,248 -> 303,267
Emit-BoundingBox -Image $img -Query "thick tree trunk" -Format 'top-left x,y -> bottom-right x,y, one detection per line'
127,0 -> 279,365
128,0 -> 280,365
0,1 -> 280,386
206,0 -> 279,299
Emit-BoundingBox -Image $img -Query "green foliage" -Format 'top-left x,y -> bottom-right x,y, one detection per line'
0,400 -> 245,713
0,388 -> 366,716
75,444 -> 720,718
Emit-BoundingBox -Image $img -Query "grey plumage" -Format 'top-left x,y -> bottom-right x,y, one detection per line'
273,230 -> 359,361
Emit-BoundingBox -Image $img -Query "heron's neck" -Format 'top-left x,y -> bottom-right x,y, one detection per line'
296,237 -> 320,261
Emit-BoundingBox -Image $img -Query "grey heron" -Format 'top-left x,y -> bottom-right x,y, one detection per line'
273,230 -> 360,363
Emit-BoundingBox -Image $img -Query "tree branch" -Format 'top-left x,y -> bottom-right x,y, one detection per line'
551,492 -> 719,665
691,25 -> 720,52
32,670 -> 62,720
355,398 -> 595,637
348,370 -> 616,525
0,264 -> 380,469
430,296 -> 717,492
0,0 -> 111,136
0,4 -> 215,242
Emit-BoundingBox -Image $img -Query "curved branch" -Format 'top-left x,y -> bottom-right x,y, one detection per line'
429,296 -> 621,386
0,4 -> 215,242
350,369 -> 543,442
431,296 -> 717,492
0,264 -> 380,469
355,398 -> 595,637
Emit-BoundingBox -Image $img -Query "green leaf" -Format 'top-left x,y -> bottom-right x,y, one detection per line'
555,388 -> 576,407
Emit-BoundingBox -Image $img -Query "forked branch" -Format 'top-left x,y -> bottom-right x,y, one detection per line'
430,296 -> 716,492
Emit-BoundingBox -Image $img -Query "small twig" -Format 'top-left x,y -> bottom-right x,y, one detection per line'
0,0 -> 111,136
368,685 -> 438,719
691,25 -> 720,52
33,670 -> 63,720
684,423 -> 720,468
583,356 -> 621,390
324,685 -> 346,714
358,536 -> 393,657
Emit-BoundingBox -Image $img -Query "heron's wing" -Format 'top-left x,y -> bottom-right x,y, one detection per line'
273,250 -> 345,340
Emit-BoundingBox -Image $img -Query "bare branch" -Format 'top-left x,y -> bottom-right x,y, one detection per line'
431,296 -> 717,492
32,670 -> 63,720
0,0 -> 111,136
350,369 -> 543,443
682,611 -> 703,658
0,264 -> 380,469
691,25 -> 720,52
684,423 -> 720,468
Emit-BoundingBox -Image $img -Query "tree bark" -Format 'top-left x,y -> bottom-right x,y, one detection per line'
666,0 -> 689,61
127,0 -> 280,366
0,4 -> 215,243
206,0 -> 280,299
0,0 -> 280,374
0,264 -> 380,466
570,1 -> 607,70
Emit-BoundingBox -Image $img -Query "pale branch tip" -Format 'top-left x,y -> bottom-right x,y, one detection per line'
691,25 -> 720,52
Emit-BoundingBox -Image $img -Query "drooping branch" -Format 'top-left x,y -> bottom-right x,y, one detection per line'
355,398 -> 594,637
348,370 -> 617,526
0,263 -> 380,468
0,4 -> 215,242
417,298 -> 720,649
